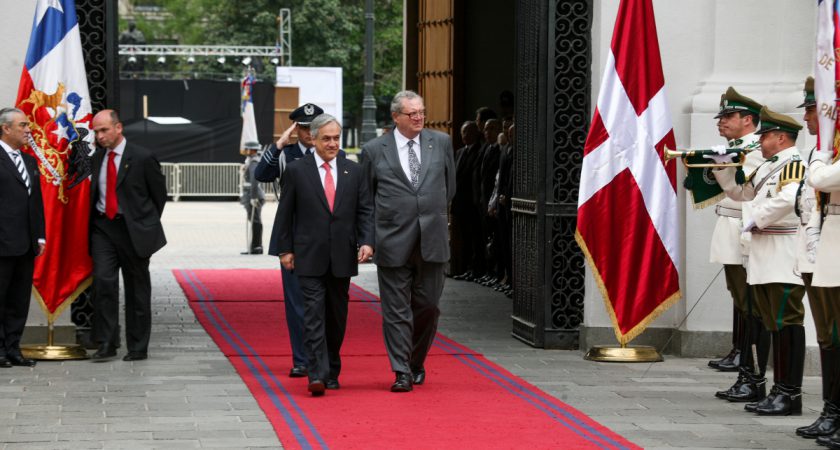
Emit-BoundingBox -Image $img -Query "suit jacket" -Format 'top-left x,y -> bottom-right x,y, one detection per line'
271,154 -> 374,278
90,142 -> 167,258
0,150 -> 45,256
360,128 -> 456,267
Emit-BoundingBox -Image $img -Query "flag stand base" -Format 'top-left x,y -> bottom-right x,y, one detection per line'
584,344 -> 663,363
20,321 -> 89,360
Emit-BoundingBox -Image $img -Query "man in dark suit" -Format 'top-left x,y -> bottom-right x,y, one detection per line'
89,109 -> 167,362
450,121 -> 481,278
271,114 -> 374,396
360,90 -> 456,392
255,103 -> 327,378
0,107 -> 45,368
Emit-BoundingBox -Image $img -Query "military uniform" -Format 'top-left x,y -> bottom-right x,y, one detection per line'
793,76 -> 840,441
239,143 -> 264,254
715,107 -> 806,416
708,88 -> 766,373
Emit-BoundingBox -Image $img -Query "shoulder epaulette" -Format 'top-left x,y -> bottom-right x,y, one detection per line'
778,160 -> 805,191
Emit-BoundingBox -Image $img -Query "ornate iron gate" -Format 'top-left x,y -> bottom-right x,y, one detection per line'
511,0 -> 591,348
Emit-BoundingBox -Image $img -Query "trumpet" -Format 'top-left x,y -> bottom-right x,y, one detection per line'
663,147 -> 751,168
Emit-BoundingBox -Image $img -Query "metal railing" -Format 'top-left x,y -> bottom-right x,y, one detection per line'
162,162 -> 278,201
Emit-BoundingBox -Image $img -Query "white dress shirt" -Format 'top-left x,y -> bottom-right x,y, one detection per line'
393,129 -> 421,182
96,138 -> 126,214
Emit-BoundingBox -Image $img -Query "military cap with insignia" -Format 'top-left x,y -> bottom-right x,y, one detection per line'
289,103 -> 324,127
755,106 -> 803,135
243,141 -> 261,150
797,76 -> 815,108
714,86 -> 763,118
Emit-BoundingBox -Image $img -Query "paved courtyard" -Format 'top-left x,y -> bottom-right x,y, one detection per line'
0,201 -> 827,449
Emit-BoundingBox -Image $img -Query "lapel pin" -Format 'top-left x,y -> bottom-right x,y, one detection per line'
343,170 -> 349,174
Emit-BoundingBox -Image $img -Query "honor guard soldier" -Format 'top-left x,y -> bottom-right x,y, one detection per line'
711,107 -> 807,416
708,87 -> 766,375
800,83 -> 840,446
793,76 -> 840,441
255,102 -> 325,378
240,141 -> 264,254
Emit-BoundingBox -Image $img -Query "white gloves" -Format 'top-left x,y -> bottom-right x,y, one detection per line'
741,218 -> 756,233
806,226 -> 821,263
702,145 -> 735,164
710,144 -> 727,155
250,198 -> 261,208
812,150 -> 833,165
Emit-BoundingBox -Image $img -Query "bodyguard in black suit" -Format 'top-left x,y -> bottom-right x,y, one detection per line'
89,110 -> 167,362
271,114 -> 374,396
0,107 -> 45,368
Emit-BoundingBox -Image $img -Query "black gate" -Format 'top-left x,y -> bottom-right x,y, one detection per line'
511,0 -> 591,348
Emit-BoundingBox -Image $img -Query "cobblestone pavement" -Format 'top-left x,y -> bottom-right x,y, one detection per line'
0,202 -> 826,449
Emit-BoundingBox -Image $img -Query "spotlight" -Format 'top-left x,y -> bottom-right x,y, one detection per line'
217,56 -> 226,64
242,56 -> 252,66
186,56 -> 195,64
156,56 -> 166,64
270,57 -> 279,65
127,56 -> 137,64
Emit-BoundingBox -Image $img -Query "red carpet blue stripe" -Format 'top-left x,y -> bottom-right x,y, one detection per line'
178,269 -> 328,450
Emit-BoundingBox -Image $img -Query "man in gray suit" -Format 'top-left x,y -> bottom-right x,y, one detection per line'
360,90 -> 456,392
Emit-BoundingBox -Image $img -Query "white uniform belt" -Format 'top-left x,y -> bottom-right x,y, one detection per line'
715,205 -> 742,219
826,204 -> 840,215
752,226 -> 798,236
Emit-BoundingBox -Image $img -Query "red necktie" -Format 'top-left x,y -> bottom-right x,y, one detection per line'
323,161 -> 335,212
105,151 -> 118,219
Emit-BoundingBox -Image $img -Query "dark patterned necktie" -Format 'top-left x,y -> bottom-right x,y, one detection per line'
407,140 -> 419,188
11,151 -> 31,195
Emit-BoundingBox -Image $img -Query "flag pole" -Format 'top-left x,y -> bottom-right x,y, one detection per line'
21,316 -> 89,360
584,344 -> 662,363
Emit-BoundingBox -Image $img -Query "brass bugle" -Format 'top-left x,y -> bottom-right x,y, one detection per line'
663,147 -> 750,168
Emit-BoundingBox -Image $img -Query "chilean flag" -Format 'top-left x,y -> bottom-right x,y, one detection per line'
575,0 -> 681,345
16,0 -> 94,320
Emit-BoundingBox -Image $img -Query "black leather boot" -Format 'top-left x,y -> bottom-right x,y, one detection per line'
716,369 -> 747,399
728,315 -> 769,403
710,307 -> 742,371
724,371 -> 766,402
797,348 -> 840,438
755,326 -> 805,416
250,222 -> 263,254
817,428 -> 840,448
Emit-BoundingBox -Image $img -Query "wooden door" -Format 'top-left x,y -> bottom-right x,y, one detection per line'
274,87 -> 299,141
417,0 -> 456,137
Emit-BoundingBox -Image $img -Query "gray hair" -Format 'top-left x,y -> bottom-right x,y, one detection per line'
390,90 -> 424,115
310,113 -> 341,138
0,107 -> 24,137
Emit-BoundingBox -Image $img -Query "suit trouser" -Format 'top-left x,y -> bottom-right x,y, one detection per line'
281,266 -> 308,366
91,215 -> 152,354
0,251 -> 35,356
378,244 -> 444,374
297,275 -> 349,382
245,203 -> 262,251
752,283 -> 806,331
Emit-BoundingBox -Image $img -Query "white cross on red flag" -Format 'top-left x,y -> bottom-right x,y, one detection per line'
575,0 -> 681,345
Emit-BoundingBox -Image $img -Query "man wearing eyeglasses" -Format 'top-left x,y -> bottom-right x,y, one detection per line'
360,90 -> 456,392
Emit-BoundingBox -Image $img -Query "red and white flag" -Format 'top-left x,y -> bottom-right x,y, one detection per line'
16,0 -> 93,321
575,0 -> 681,345
815,0 -> 839,154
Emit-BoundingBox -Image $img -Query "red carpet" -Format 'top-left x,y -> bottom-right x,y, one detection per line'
175,269 -> 639,450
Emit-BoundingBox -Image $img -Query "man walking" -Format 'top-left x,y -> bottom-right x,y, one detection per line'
272,114 -> 373,396
89,109 -> 167,362
360,90 -> 456,392
0,107 -> 45,368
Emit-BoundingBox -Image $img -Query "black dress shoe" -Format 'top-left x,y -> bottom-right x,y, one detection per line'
123,353 -> 148,361
326,379 -> 340,390
289,365 -> 308,377
412,368 -> 426,385
0,357 -> 11,368
452,272 -> 472,281
391,372 -> 413,392
7,354 -> 36,367
308,379 -> 325,396
797,413 -> 840,439
91,345 -> 117,361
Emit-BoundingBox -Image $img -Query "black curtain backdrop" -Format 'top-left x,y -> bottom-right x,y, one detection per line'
120,79 -> 274,163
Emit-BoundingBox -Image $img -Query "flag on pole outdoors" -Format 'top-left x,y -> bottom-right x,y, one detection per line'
240,70 -> 259,150
815,0 -> 840,155
15,0 -> 94,321
575,0 -> 681,345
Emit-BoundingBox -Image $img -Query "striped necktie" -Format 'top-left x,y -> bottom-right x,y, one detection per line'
11,151 -> 31,195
